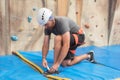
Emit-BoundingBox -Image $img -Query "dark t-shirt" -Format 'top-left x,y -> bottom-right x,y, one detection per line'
44,16 -> 80,35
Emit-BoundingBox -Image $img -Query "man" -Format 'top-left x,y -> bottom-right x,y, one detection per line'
37,8 -> 95,74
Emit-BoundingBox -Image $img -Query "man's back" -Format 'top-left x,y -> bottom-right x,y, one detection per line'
45,16 -> 80,35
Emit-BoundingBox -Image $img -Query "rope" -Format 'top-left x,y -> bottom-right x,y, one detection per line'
12,51 -> 70,80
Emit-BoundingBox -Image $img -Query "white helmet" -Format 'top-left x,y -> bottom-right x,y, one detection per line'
37,8 -> 52,26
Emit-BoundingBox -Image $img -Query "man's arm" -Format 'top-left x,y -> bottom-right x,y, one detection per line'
42,35 -> 50,59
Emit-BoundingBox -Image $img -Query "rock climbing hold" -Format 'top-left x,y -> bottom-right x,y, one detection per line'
32,7 -> 37,11
96,25 -> 98,28
70,1 -> 72,6
27,16 -> 32,23
84,23 -> 90,29
117,21 -> 120,25
104,18 -> 106,21
89,34 -> 92,36
33,26 -> 38,30
101,35 -> 103,37
90,16 -> 94,19
76,12 -> 78,14
11,35 -> 18,41
18,27 -> 24,32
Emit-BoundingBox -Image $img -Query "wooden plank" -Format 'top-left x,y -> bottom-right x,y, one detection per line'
108,0 -> 117,42
0,0 -> 4,55
76,0 -> 83,26
42,0 -> 47,7
57,0 -> 69,16
109,0 -> 120,45
5,0 -> 11,54
0,0 -> 11,55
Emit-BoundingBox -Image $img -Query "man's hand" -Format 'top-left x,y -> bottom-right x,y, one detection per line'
42,58 -> 48,68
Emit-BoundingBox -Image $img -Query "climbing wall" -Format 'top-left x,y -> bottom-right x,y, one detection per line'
9,0 -> 44,51
0,0 -> 120,55
9,0 -> 82,52
81,0 -> 108,46
109,0 -> 120,45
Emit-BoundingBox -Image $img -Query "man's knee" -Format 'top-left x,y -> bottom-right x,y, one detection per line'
61,60 -> 72,67
67,62 -> 73,66
61,61 -> 67,67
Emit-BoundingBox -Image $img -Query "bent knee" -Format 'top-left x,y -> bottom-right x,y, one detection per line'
67,62 -> 73,66
61,61 -> 67,67
62,60 -> 72,66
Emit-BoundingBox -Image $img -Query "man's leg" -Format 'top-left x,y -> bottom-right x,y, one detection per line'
67,54 -> 89,66
54,35 -> 62,64
62,54 -> 88,66
62,51 -> 95,66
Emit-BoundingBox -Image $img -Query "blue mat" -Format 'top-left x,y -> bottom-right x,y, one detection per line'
76,45 -> 120,70
0,55 -> 47,80
0,45 -> 120,80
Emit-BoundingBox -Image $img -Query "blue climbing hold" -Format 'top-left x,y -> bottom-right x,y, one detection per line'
33,7 -> 37,11
11,35 -> 18,41
27,16 -> 32,23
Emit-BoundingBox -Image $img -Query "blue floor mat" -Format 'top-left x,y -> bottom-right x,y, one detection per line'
0,55 -> 47,80
0,45 -> 120,80
76,45 -> 120,70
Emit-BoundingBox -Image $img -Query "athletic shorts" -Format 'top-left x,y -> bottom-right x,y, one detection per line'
64,33 -> 85,60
